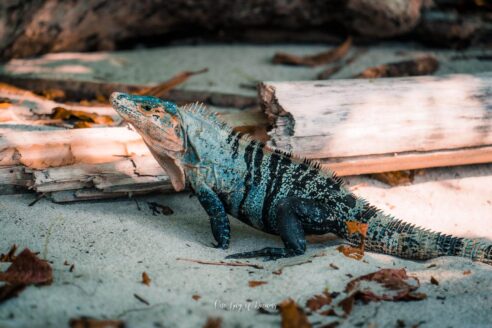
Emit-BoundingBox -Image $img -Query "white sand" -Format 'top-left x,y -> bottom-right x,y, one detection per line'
0,44 -> 492,327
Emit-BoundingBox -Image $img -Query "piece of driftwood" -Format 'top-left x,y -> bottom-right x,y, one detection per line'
31,155 -> 169,193
260,73 -> 492,174
0,128 -> 148,169
0,75 -> 257,109
1,1 -> 422,60
0,83 -> 120,127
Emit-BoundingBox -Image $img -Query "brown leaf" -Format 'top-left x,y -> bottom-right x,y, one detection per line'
329,263 -> 339,270
345,268 -> 427,303
73,121 -> 95,129
0,244 -> 17,262
338,295 -> 354,315
319,308 -> 338,317
463,270 -> 472,275
0,248 -> 52,285
370,170 -> 417,186
248,280 -> 268,288
306,290 -> 332,311
354,56 -> 439,79
203,317 -> 222,328
337,221 -> 368,260
317,65 -> 343,80
192,294 -> 201,301
0,101 -> 11,109
69,318 -> 125,328
0,284 -> 26,304
430,276 -> 439,285
51,107 -> 114,126
137,68 -> 209,97
278,298 -> 312,328
319,321 -> 340,328
273,37 -> 352,67
147,202 -> 174,216
142,272 -> 151,286
38,89 -> 66,101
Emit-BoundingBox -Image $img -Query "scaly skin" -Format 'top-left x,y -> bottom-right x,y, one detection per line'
110,92 -> 492,264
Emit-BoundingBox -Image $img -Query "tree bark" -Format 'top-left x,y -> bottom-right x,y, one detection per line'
1,0 -> 424,60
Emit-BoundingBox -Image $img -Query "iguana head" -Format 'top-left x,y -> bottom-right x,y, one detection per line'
110,92 -> 187,191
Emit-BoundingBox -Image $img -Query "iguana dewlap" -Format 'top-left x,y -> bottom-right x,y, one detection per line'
110,92 -> 492,263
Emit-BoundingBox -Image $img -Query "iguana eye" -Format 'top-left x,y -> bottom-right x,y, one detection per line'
141,104 -> 152,111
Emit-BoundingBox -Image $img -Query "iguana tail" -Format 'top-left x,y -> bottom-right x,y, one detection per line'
353,211 -> 492,265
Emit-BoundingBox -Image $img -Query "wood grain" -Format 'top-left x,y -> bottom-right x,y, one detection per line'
260,73 -> 492,171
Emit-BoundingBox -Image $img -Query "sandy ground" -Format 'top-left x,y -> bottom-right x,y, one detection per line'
2,43 -> 492,97
0,44 -> 492,327
0,164 -> 491,328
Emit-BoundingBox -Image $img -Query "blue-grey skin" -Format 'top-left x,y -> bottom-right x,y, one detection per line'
110,92 -> 492,263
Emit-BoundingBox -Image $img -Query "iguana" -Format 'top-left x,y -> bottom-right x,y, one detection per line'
110,92 -> 492,264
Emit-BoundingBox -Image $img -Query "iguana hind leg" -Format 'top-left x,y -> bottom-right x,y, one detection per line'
226,197 -> 312,260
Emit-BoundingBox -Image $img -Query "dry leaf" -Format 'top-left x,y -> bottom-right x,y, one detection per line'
192,294 -> 201,301
142,272 -> 151,286
430,276 -> 439,285
0,284 -> 26,304
51,107 -> 114,126
306,290 -> 332,311
329,263 -> 339,270
346,221 -> 368,236
355,56 -> 439,79
0,99 -> 12,109
337,221 -> 368,260
248,280 -> 268,288
278,298 -> 312,328
137,68 -> 209,97
317,65 -> 343,79
370,170 -> 417,186
73,121 -> 95,129
0,244 -> 17,262
203,317 -> 222,328
0,248 -> 52,285
273,37 -> 352,67
0,248 -> 52,304
345,268 -> 427,303
463,270 -> 472,275
69,318 -> 124,328
38,89 -> 66,101
338,295 -> 354,315
147,202 -> 174,216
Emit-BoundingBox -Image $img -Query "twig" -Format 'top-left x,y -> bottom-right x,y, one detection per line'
176,257 -> 264,269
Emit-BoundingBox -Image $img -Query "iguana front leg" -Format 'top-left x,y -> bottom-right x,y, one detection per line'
195,183 -> 231,249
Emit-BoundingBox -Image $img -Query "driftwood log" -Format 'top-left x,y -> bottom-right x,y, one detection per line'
260,73 -> 492,175
2,72 -> 492,200
1,0 -> 424,60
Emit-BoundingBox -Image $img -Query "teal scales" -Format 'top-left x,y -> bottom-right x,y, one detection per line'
110,92 -> 492,264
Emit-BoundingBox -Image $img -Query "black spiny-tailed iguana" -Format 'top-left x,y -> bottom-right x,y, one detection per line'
110,92 -> 492,264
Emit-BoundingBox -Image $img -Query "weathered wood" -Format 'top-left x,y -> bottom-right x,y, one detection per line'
31,156 -> 170,193
1,1 -> 422,60
0,75 -> 257,109
0,82 -> 120,127
260,73 -> 492,171
0,128 -> 148,169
